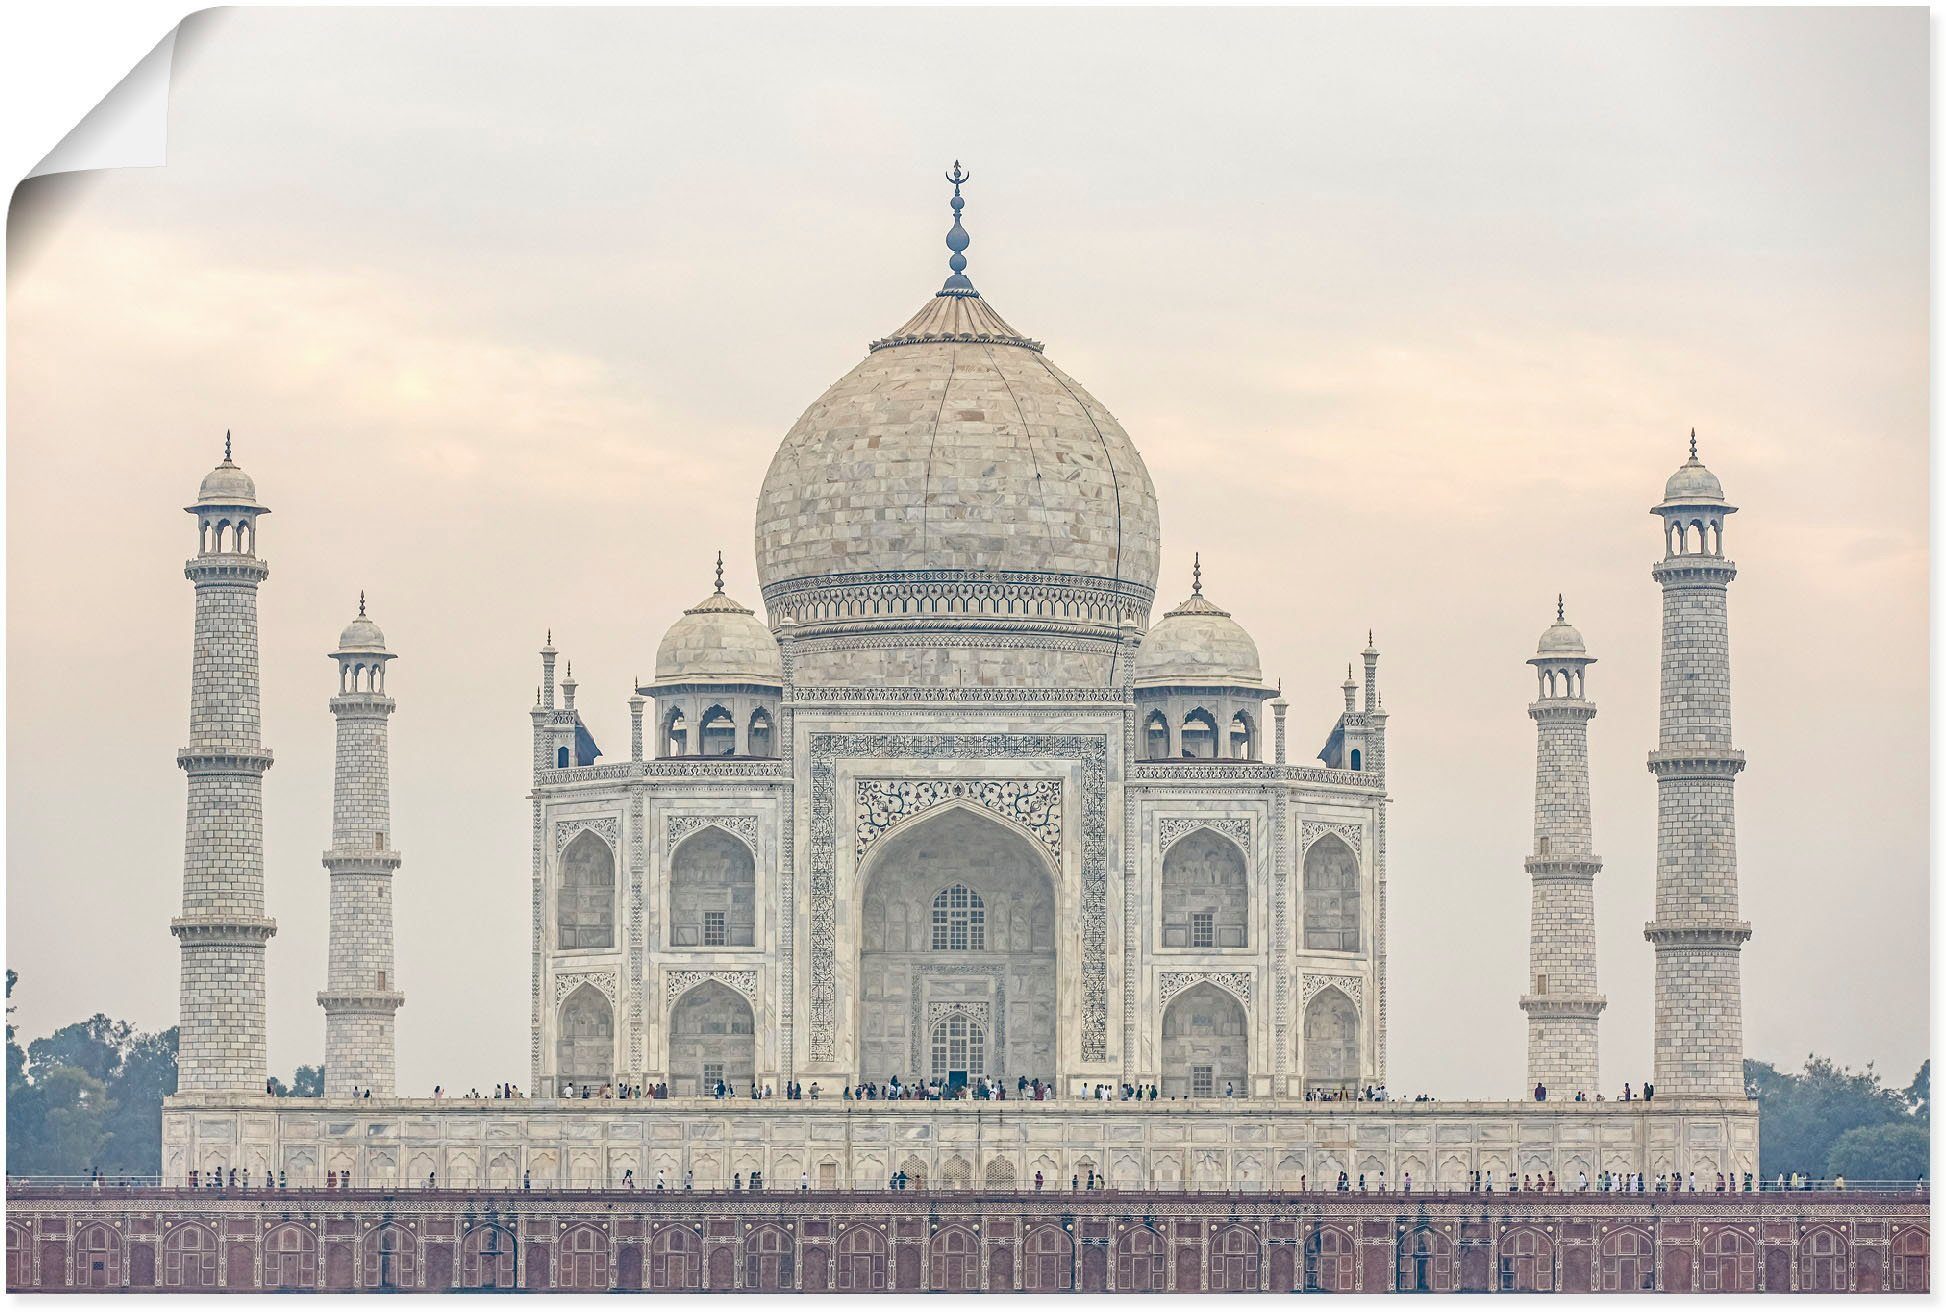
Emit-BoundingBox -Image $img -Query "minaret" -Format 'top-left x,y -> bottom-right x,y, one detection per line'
1646,433 -> 1750,1095
318,594 -> 403,1096
173,436 -> 277,1094
1521,597 -> 1605,1095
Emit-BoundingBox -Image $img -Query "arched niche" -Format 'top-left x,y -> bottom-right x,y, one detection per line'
557,830 -> 616,950
668,979 -> 755,1096
1160,981 -> 1247,1097
1302,835 -> 1359,952
1161,828 -> 1248,949
856,805 -> 1057,1085
669,827 -> 755,947
556,983 -> 614,1090
1303,987 -> 1359,1094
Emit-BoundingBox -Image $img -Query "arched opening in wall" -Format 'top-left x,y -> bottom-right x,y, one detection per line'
1180,709 -> 1218,759
263,1223 -> 318,1290
1304,1226 -> 1355,1293
163,1223 -> 218,1289
748,708 -> 775,758
1160,982 -> 1247,1097
1499,1228 -> 1555,1292
668,980 -> 755,1096
699,705 -> 736,757
929,1009 -> 988,1087
556,984 -> 614,1091
1711,520 -> 1723,555
1161,828 -> 1247,949
362,1224 -> 418,1290
1699,1228 -> 1755,1293
1209,1225 -> 1261,1292
1229,711 -> 1254,760
1349,749 -> 1362,771
649,1225 -> 701,1291
556,746 -> 570,769
74,1224 -> 121,1288
459,1226 -> 516,1291
670,827 -> 755,947
557,830 -> 616,949
1023,1226 -> 1073,1292
663,709 -> 687,757
1800,1228 -> 1849,1293
1398,1226 -> 1455,1293
1302,987 -> 1358,1096
857,806 -> 1058,1088
1144,711 -> 1170,761
1890,1229 -> 1928,1293
835,1226 -> 886,1292
1302,835 -> 1360,951
1599,1228 -> 1654,1293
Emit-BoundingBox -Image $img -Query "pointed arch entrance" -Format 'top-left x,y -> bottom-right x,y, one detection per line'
668,980 -> 756,1096
857,805 -> 1058,1085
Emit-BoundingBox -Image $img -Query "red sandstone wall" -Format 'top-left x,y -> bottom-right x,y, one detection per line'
4,1188 -> 1928,1294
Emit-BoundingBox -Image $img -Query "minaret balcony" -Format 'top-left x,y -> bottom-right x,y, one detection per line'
1644,920 -> 1752,948
316,989 -> 405,1014
1647,749 -> 1745,780
176,748 -> 274,775
1524,855 -> 1602,880
322,849 -> 403,874
1650,557 -> 1737,586
1518,994 -> 1606,1019
170,915 -> 277,945
183,555 -> 270,584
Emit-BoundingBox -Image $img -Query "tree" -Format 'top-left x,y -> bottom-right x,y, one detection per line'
1827,1123 -> 1929,1183
1746,1055 -> 1923,1177
292,1065 -> 324,1097
1905,1060 -> 1929,1120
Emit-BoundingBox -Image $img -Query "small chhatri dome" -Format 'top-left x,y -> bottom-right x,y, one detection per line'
335,592 -> 390,655
1535,594 -> 1587,657
1659,428 -> 1729,507
1134,555 -> 1264,687
192,431 -> 266,508
654,557 -> 783,686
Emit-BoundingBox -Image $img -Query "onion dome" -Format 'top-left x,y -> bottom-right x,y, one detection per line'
1657,429 -> 1731,508
1133,556 -> 1263,688
336,593 -> 389,655
1534,595 -> 1587,658
191,431 -> 265,509
754,165 -> 1160,660
654,555 -> 782,687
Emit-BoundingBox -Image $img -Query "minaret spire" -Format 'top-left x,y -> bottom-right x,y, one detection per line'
715,550 -> 725,594
1191,551 -> 1202,595
941,160 -> 975,296
224,429 -> 232,462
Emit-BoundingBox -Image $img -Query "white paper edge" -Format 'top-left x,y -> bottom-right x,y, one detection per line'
26,24 -> 178,180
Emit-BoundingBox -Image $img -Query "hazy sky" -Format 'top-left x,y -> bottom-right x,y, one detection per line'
7,7 -> 1928,1097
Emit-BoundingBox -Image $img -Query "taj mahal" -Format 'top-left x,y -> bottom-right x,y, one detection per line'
158,169 -> 1762,1194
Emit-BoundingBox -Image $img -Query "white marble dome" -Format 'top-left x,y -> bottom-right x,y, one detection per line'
1535,617 -> 1586,657
1660,437 -> 1729,506
654,587 -> 782,687
1134,577 -> 1263,688
336,613 -> 389,655
754,292 -> 1161,609
195,457 -> 261,507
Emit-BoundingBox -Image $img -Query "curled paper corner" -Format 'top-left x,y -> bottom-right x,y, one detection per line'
27,24 -> 180,180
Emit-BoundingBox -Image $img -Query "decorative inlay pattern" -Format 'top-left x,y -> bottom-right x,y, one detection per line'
1157,971 -> 1253,1007
809,733 -> 1108,1063
666,813 -> 758,852
854,778 -> 1061,863
1300,821 -> 1363,856
627,792 -> 646,1072
554,817 -> 620,856
554,970 -> 620,1007
665,970 -> 758,1006
1302,972 -> 1364,1012
797,686 -> 1131,705
1157,817 -> 1251,855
